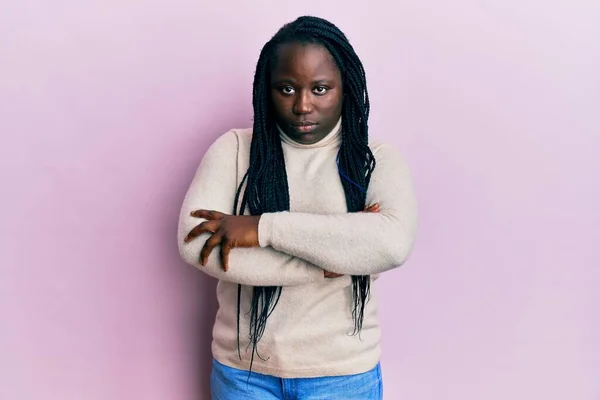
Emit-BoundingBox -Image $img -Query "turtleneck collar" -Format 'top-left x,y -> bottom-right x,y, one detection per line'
277,117 -> 342,149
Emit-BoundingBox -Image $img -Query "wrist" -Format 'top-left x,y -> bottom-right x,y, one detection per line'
257,213 -> 274,247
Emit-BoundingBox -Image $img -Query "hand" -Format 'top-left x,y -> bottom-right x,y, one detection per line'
362,203 -> 380,213
323,203 -> 380,278
184,210 -> 261,271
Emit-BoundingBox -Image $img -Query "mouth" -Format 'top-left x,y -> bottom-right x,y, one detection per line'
291,122 -> 318,133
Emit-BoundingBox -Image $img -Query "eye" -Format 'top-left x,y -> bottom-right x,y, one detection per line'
313,86 -> 329,95
280,86 -> 295,95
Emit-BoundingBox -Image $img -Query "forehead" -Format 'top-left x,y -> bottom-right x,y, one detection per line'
271,42 -> 340,80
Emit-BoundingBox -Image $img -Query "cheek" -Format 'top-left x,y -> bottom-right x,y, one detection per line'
320,94 -> 343,115
270,93 -> 292,115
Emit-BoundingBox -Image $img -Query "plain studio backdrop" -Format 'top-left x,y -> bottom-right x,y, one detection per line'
1,1 -> 598,399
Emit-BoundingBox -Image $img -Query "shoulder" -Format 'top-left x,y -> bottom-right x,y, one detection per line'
367,137 -> 415,184
205,127 -> 253,156
368,138 -> 409,167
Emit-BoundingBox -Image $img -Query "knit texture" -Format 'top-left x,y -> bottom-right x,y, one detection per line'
177,121 -> 418,377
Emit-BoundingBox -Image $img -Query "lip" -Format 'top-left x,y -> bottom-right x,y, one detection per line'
291,122 -> 318,133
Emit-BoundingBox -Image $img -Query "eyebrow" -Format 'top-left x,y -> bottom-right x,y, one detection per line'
271,78 -> 334,85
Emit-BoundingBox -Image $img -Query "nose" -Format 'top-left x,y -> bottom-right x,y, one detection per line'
292,90 -> 313,115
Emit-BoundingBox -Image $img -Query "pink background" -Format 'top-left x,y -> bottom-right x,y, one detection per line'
1,1 -> 598,399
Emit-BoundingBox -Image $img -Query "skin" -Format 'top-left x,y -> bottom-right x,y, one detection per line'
184,42 -> 375,276
185,204 -> 379,274
270,42 -> 344,145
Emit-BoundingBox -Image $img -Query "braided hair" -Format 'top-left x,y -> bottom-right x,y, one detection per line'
233,15 -> 376,372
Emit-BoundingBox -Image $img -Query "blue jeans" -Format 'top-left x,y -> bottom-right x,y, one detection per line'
210,358 -> 383,400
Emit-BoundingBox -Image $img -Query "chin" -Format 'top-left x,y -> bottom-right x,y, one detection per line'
296,132 -> 327,144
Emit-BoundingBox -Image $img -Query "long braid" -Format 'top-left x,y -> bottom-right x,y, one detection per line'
233,16 -> 376,372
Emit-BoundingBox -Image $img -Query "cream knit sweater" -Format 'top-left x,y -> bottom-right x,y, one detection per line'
177,119 -> 418,378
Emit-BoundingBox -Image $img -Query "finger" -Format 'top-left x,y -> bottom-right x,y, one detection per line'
184,220 -> 220,242
200,231 -> 223,266
220,242 -> 231,272
190,209 -> 226,220
363,203 -> 380,213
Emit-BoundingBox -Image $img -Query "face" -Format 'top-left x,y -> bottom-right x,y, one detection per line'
270,42 -> 343,144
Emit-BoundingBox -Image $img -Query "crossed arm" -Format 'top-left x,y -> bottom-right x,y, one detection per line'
177,132 -> 418,286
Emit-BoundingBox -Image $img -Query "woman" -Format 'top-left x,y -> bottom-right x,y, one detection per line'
178,15 -> 418,400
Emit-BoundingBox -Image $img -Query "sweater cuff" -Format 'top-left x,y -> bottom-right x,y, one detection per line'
258,213 -> 275,247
